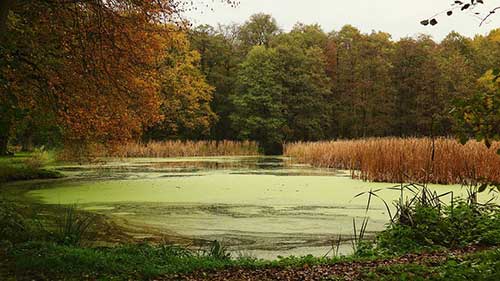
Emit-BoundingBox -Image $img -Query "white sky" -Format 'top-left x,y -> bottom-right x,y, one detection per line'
183,0 -> 500,41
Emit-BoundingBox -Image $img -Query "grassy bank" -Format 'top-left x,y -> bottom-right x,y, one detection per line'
3,241 -> 358,280
6,242 -> 498,281
285,137 -> 500,184
0,152 -> 63,183
0,166 -> 62,183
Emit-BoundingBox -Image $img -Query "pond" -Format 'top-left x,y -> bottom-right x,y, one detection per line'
25,156 -> 473,259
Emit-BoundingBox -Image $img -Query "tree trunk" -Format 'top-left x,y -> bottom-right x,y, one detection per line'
0,0 -> 14,35
0,133 -> 9,156
21,133 -> 33,152
1,0 -> 15,155
0,104 -> 13,156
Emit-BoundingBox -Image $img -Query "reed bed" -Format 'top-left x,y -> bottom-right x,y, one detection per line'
284,138 -> 500,185
109,140 -> 260,158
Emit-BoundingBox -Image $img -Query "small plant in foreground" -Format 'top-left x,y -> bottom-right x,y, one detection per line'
351,217 -> 370,255
53,205 -> 97,246
204,240 -> 231,260
323,234 -> 343,258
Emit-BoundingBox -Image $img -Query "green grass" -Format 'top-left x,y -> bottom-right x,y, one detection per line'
9,242 -> 347,275
6,242 -> 348,280
0,153 -> 31,166
0,166 -> 63,182
371,201 -> 500,255
7,241 -> 500,281
11,242 -> 236,279
0,153 -> 63,183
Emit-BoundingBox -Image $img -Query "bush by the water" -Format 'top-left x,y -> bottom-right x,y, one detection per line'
285,137 -> 500,184
375,201 -> 500,254
0,152 -> 62,183
0,166 -> 62,183
352,183 -> 500,257
22,148 -> 50,170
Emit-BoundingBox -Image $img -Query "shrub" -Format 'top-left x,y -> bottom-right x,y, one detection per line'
204,240 -> 231,260
23,147 -> 49,170
376,200 -> 500,254
0,166 -> 62,182
0,200 -> 45,243
52,205 -> 97,246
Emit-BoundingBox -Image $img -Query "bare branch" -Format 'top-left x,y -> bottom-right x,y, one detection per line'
480,6 -> 500,26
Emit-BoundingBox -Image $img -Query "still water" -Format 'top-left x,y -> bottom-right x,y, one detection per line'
27,156 -> 468,259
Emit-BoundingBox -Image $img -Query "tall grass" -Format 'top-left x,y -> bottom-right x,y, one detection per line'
53,205 -> 96,246
58,140 -> 260,160
284,137 -> 500,185
112,140 -> 260,157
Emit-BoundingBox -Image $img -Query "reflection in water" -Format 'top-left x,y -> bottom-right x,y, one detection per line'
29,156 -> 468,259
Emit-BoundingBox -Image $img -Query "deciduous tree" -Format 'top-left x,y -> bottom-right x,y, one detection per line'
147,29 -> 217,140
231,46 -> 285,154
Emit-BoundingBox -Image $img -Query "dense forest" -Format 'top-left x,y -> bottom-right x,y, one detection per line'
1,8 -> 499,154
186,15 -> 500,150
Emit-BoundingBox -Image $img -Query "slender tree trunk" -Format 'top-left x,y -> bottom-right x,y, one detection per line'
1,0 -> 15,155
0,131 -> 9,155
0,0 -> 14,35
22,132 -> 34,152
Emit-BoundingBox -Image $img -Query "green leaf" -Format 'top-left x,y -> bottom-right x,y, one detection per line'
478,183 -> 488,193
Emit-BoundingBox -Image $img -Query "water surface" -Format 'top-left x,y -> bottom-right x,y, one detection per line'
27,156 -> 472,259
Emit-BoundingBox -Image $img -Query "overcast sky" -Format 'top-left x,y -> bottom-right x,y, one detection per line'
184,0 -> 500,41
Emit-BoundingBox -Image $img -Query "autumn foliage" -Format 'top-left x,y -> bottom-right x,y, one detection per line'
2,9 -> 500,158
1,1 -> 219,155
150,28 -> 217,139
285,138 -> 500,185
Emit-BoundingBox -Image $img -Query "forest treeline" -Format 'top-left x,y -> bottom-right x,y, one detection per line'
1,7 -> 499,155
184,14 -> 500,153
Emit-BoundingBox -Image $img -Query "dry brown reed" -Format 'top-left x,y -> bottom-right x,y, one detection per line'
56,140 -> 260,161
108,140 -> 260,158
284,138 -> 500,185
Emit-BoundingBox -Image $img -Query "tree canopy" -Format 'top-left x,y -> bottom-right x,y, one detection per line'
2,10 -> 499,155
